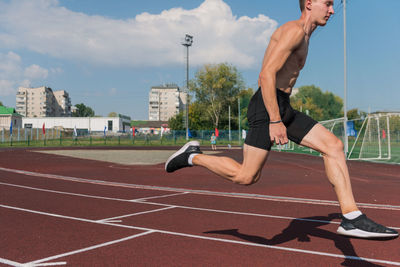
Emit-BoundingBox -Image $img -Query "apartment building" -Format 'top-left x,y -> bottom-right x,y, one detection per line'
16,86 -> 71,117
53,90 -> 72,116
148,84 -> 187,121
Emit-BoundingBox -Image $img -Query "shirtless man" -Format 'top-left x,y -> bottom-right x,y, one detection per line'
165,0 -> 398,239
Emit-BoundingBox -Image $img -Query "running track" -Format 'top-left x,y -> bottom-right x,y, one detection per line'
0,147 -> 399,266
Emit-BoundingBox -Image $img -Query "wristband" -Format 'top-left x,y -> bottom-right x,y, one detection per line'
269,120 -> 282,124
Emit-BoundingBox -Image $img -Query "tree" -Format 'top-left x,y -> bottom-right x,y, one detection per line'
290,85 -> 343,121
347,108 -> 367,120
108,112 -> 118,117
347,108 -> 367,131
168,112 -> 184,130
190,63 -> 245,128
0,101 -> 3,106
72,103 -> 95,117
237,88 -> 254,130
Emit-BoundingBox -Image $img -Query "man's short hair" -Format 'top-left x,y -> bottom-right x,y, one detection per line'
299,0 -> 306,11
299,0 -> 315,12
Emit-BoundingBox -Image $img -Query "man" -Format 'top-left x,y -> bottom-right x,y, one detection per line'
165,0 -> 398,239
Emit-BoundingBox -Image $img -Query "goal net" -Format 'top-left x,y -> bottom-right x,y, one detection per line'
348,114 -> 391,161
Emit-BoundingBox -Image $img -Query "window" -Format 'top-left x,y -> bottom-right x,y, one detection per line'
108,120 -> 113,131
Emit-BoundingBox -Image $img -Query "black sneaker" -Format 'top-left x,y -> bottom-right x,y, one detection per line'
337,214 -> 399,239
165,141 -> 202,173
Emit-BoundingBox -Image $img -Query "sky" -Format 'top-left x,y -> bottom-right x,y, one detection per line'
0,0 -> 399,120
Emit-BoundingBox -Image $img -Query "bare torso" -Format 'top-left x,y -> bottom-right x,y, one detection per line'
260,21 -> 309,94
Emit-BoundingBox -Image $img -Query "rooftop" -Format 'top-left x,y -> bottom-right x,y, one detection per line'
0,106 -> 20,115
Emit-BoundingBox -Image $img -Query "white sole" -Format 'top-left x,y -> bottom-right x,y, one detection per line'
337,226 -> 399,238
165,141 -> 200,171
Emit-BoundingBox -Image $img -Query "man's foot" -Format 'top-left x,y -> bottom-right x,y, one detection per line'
337,214 -> 398,239
165,141 -> 202,173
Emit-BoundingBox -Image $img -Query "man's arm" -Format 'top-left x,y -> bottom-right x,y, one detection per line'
258,23 -> 305,144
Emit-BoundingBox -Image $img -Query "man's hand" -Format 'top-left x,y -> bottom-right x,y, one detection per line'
269,122 -> 288,145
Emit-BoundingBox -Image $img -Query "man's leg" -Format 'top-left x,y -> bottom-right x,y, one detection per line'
300,124 -> 398,238
193,144 -> 269,185
300,124 -> 358,214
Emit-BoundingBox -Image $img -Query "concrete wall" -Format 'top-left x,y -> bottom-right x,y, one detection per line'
21,117 -> 129,133
0,115 -> 22,130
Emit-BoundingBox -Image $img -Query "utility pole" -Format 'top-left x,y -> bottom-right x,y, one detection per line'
238,98 -> 241,144
228,105 -> 231,142
182,34 -> 193,140
343,0 -> 348,156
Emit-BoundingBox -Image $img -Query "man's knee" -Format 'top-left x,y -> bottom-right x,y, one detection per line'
233,173 -> 260,186
323,136 -> 344,156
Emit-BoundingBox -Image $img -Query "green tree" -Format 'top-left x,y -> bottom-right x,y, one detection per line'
190,63 -> 245,128
347,108 -> 367,120
72,103 -> 95,117
290,85 -> 343,121
168,112 -> 184,130
0,101 -> 3,106
347,108 -> 367,130
237,88 -> 255,130
189,102 -> 214,130
108,112 -> 118,117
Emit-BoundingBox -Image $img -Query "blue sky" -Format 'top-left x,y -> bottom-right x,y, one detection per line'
0,0 -> 399,120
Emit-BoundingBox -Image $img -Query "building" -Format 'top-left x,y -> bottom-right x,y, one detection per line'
22,114 -> 131,133
53,90 -> 72,117
148,84 -> 187,121
16,86 -> 71,117
132,120 -> 169,135
0,106 -> 22,130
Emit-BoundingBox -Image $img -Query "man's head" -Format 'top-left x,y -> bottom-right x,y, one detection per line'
300,0 -> 335,26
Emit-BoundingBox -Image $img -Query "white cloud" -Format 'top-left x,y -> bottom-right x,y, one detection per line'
0,79 -> 16,96
0,0 -> 277,68
0,52 -> 51,96
24,64 -> 49,79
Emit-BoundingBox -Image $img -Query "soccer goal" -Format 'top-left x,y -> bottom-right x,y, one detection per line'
348,114 -> 391,161
273,140 -> 295,151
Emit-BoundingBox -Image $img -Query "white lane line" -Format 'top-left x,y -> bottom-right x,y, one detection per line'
0,204 -> 151,232
97,206 -> 176,223
26,262 -> 67,266
141,200 -> 400,230
2,205 -> 399,266
152,231 -> 400,266
24,231 -> 155,266
1,182 -> 399,229
131,192 -> 189,202
139,200 -> 338,224
0,182 -> 132,203
101,220 -> 121,223
1,166 -> 399,210
0,258 -> 23,267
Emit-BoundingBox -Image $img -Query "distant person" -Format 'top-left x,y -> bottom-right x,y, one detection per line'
210,132 -> 217,150
165,0 -> 398,239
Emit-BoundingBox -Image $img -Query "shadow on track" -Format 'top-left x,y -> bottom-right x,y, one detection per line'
204,213 -> 385,267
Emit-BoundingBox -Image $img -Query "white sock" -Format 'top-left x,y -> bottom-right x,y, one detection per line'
343,210 -> 362,220
188,153 -> 199,166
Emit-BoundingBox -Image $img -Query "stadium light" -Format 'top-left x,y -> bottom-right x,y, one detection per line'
343,0 -> 348,156
182,34 -> 193,140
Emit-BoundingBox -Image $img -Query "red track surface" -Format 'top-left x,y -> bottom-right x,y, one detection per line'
0,147 -> 399,266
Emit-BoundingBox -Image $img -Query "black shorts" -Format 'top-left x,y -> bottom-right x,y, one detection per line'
244,88 -> 318,151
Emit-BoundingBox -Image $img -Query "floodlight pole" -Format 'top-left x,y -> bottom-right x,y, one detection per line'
343,0 -> 348,157
182,34 -> 193,140
238,98 -> 241,144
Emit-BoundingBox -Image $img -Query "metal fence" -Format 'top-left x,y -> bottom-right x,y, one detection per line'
1,114 -> 399,164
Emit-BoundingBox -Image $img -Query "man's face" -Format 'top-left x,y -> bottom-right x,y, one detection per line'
311,0 -> 335,26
